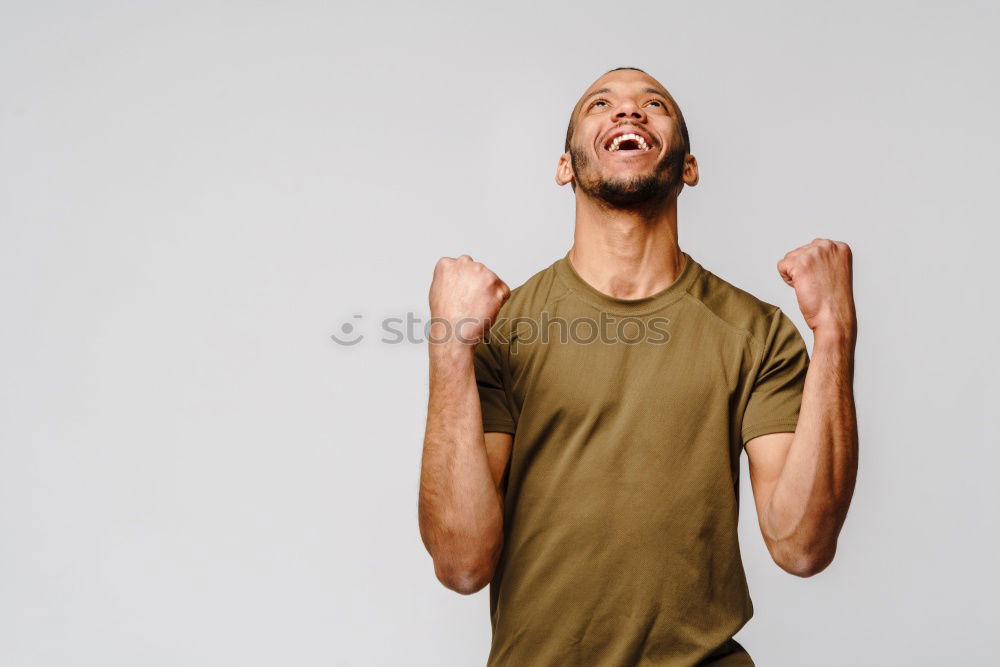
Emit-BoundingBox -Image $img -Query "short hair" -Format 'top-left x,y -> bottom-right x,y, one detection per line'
564,67 -> 690,155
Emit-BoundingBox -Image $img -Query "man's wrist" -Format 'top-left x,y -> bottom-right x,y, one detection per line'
812,323 -> 857,347
810,307 -> 857,346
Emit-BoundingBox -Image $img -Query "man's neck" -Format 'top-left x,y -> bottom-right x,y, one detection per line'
567,193 -> 686,300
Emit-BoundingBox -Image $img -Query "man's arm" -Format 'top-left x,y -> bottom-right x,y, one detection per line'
417,255 -> 512,595
745,239 -> 859,578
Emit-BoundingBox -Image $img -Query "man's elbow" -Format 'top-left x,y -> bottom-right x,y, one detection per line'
422,508 -> 504,594
434,557 -> 496,595
776,544 -> 836,578
431,533 -> 503,595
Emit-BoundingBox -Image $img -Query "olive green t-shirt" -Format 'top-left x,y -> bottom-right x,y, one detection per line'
473,250 -> 810,666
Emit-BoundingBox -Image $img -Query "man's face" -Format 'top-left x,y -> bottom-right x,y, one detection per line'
562,70 -> 691,208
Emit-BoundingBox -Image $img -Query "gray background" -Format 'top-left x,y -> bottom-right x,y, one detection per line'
1,1 -> 997,665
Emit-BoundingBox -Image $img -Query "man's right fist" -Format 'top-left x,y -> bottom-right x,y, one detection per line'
428,255 -> 511,345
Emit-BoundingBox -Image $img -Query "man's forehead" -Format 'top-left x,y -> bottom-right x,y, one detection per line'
575,71 -> 674,109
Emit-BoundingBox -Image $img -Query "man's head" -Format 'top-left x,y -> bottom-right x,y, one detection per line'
556,67 -> 698,208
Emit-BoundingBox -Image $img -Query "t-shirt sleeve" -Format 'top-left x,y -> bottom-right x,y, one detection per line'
741,307 -> 810,446
473,330 -> 516,435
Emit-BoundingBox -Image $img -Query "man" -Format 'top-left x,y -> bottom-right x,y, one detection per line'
417,66 -> 858,666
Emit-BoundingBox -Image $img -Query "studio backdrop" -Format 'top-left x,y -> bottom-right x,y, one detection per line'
1,1 -> 997,665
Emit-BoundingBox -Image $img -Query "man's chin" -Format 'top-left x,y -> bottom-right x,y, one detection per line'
589,175 -> 673,208
568,145 -> 684,208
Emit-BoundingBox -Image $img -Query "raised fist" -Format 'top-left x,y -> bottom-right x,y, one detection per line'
777,238 -> 857,339
429,255 -> 511,345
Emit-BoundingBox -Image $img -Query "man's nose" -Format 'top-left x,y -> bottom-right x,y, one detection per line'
615,99 -> 645,120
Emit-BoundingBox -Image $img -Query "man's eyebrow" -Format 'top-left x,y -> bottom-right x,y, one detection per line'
579,86 -> 673,109
642,86 -> 671,99
580,87 -> 613,106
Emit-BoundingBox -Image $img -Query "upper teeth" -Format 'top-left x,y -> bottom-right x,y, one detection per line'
608,133 -> 650,152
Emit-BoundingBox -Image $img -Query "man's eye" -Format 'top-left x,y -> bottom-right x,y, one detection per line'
647,100 -> 663,107
592,100 -> 608,108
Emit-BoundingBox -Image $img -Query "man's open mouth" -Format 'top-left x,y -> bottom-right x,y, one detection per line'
604,132 -> 653,153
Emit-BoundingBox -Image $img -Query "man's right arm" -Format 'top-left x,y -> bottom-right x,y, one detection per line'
417,255 -> 512,595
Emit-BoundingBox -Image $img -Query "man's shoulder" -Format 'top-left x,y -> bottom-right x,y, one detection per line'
685,261 -> 786,344
496,258 -> 568,319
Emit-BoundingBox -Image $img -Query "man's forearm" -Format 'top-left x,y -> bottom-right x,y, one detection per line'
418,341 -> 504,592
762,328 -> 859,571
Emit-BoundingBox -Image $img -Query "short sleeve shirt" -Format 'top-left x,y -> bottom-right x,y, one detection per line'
473,250 -> 810,666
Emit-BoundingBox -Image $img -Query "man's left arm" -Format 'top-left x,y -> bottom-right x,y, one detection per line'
745,238 -> 859,577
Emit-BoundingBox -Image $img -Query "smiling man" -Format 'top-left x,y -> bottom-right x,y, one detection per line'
418,67 -> 859,666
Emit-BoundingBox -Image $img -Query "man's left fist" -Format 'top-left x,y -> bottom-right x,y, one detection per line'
777,238 -> 857,340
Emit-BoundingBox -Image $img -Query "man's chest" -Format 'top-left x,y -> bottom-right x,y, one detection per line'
505,309 -> 750,429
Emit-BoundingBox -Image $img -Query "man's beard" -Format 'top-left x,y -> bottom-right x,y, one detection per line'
570,139 -> 686,209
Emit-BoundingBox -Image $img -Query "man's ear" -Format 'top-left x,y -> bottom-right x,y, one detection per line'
556,152 -> 574,186
682,153 -> 699,187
